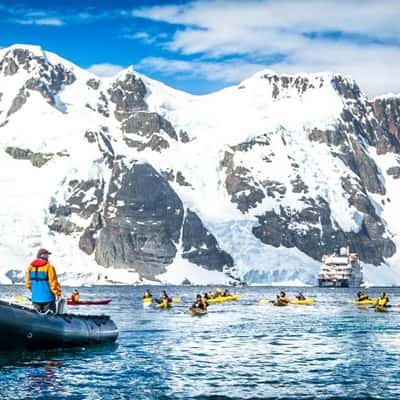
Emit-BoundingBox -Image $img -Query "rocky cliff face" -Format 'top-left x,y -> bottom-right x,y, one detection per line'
0,47 -> 75,119
1,45 -> 400,285
51,158 -> 232,282
220,74 -> 397,266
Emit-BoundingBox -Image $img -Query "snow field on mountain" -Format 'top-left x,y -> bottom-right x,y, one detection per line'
143,71 -> 372,283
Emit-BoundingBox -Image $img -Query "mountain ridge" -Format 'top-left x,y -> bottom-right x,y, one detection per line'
0,44 -> 399,286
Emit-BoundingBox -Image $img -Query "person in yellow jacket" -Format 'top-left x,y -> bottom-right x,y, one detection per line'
375,292 -> 389,308
25,248 -> 62,313
71,289 -> 80,303
275,291 -> 290,305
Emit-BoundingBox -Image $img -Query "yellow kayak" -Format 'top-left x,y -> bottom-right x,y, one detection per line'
290,299 -> 315,305
207,295 -> 240,304
190,307 -> 207,316
156,300 -> 171,309
207,297 -> 225,304
350,299 -> 377,305
273,300 -> 289,307
259,299 -> 270,305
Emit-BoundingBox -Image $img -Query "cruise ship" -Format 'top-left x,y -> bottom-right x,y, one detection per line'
318,246 -> 363,287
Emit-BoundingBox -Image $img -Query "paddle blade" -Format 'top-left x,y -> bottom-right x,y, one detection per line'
14,295 -> 28,303
172,297 -> 181,303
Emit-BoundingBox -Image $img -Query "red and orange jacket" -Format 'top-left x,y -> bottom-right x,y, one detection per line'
25,259 -> 61,303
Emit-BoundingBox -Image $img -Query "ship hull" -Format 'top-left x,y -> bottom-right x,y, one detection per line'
318,279 -> 362,288
318,279 -> 349,288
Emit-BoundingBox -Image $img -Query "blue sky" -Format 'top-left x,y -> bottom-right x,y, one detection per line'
1,0 -> 400,96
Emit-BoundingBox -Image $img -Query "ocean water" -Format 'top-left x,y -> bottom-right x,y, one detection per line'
1,285 -> 400,399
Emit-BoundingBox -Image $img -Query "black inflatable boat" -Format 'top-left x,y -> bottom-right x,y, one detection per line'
0,300 -> 119,350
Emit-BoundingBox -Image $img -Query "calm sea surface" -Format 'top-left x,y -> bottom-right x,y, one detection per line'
1,285 -> 400,399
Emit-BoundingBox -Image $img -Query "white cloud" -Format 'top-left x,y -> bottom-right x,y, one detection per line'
137,56 -> 265,83
133,0 -> 400,96
15,17 -> 64,26
122,31 -> 168,44
87,63 -> 125,77
3,4 -> 123,26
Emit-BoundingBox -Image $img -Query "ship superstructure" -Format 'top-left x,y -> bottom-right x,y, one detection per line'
318,246 -> 363,287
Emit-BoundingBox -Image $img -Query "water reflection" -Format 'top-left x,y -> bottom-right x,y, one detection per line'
27,360 -> 64,393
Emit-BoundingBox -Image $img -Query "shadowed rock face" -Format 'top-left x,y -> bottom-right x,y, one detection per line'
372,97 -> 400,154
107,73 -> 180,152
94,161 -> 183,278
252,197 -> 395,265
69,160 -> 233,280
182,210 -> 233,271
108,72 -> 147,121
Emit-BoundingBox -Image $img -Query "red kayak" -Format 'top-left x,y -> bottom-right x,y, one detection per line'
67,299 -> 112,306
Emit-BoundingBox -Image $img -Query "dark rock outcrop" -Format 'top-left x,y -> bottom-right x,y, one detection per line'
372,97 -> 400,154
122,111 -> 178,152
182,210 -> 233,270
5,146 -> 60,167
48,179 -> 104,235
309,128 -> 345,147
87,78 -> 100,90
163,169 -> 191,187
122,111 -> 177,139
387,166 -> 400,179
108,72 -> 147,121
261,73 -> 325,98
223,150 -> 265,213
1,47 -> 76,114
94,161 -> 183,279
7,89 -> 29,117
84,129 -> 114,166
91,161 -> 232,279
79,212 -> 104,255
96,92 -> 110,117
252,197 -> 395,265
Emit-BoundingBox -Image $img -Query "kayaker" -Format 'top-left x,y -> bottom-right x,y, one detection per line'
192,294 -> 208,310
223,289 -> 232,297
143,289 -> 152,299
71,289 -> 80,303
25,248 -> 61,313
214,288 -> 222,298
357,291 -> 369,301
296,291 -> 306,300
157,290 -> 172,304
375,292 -> 390,308
277,291 -> 290,304
204,292 -> 211,300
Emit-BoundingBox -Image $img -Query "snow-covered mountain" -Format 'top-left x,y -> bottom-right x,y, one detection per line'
0,44 -> 399,286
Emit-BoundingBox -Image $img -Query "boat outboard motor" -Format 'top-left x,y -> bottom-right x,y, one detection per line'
56,298 -> 65,315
